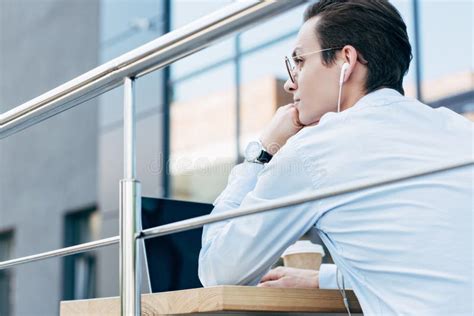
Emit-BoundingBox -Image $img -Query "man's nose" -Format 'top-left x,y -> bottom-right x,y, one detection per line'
284,78 -> 297,93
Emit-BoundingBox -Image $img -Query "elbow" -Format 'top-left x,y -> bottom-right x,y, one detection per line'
198,250 -> 250,287
199,269 -> 248,287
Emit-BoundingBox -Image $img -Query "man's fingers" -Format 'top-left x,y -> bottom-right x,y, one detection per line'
259,271 -> 279,283
257,279 -> 283,288
259,267 -> 285,283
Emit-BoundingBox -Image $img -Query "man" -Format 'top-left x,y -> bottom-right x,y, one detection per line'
198,1 -> 473,315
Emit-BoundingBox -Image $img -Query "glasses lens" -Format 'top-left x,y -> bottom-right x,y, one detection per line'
285,57 -> 295,83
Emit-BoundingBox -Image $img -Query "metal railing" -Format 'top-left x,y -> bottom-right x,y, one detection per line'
0,1 -> 472,315
0,1 -> 308,315
0,0 -> 306,139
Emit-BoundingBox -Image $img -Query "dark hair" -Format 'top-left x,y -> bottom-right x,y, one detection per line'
303,0 -> 412,95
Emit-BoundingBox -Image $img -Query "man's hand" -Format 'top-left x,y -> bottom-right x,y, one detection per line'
257,266 -> 319,289
260,103 -> 305,155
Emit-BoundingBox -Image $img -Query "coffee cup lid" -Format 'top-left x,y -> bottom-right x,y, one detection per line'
281,240 -> 325,257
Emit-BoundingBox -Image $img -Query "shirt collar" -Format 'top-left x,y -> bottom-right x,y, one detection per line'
350,87 -> 403,111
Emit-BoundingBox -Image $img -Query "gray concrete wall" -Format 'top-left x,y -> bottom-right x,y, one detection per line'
0,0 -> 100,315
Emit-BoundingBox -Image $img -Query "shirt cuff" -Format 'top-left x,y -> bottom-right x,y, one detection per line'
319,264 -> 339,290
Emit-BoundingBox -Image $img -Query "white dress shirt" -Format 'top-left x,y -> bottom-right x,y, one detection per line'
198,88 -> 473,315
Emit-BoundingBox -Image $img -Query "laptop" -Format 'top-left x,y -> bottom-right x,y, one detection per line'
141,197 -> 214,293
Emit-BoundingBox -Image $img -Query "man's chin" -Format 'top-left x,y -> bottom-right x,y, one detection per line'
298,113 -> 320,127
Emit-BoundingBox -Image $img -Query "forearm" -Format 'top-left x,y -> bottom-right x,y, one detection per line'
213,162 -> 264,208
198,139 -> 317,287
199,162 -> 264,286
201,162 -> 263,243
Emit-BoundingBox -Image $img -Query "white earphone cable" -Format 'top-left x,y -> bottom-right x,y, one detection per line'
337,81 -> 343,113
336,267 -> 352,316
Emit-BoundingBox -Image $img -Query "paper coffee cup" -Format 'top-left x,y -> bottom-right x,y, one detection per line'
281,240 -> 325,270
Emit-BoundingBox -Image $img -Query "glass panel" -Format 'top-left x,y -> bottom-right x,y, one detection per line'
391,0 -> 417,98
419,0 -> 473,102
100,0 -> 162,62
172,0 -> 233,29
240,4 -> 306,51
241,1 -> 418,99
0,231 -> 13,316
170,62 -> 236,202
63,209 -> 97,300
99,0 -> 163,128
173,61 -> 234,103
0,271 -> 11,316
241,39 -> 292,86
239,41 -> 293,156
171,0 -> 235,80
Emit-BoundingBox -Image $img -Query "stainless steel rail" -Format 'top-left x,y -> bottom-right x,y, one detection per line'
0,236 -> 119,271
139,159 -> 474,240
1,159 -> 471,270
1,1 -> 470,315
120,77 -> 141,315
0,0 -> 306,139
0,1 -> 308,315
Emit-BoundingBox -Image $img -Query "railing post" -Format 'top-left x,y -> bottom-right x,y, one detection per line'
120,77 -> 141,315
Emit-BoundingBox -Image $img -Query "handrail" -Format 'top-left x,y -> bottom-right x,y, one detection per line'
0,0 -> 306,139
0,1 -> 310,314
139,159 -> 474,240
0,236 -> 119,271
1,159 -> 471,271
2,0 -> 470,315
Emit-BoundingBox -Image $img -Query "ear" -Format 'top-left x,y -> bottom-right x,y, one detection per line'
339,45 -> 359,83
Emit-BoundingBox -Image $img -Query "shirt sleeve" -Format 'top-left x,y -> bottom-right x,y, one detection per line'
198,138 -> 320,287
201,161 -> 265,244
319,264 -> 352,290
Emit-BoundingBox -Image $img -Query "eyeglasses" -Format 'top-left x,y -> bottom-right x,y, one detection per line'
285,47 -> 342,83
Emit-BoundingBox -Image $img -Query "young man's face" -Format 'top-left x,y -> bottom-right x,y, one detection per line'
284,17 -> 341,126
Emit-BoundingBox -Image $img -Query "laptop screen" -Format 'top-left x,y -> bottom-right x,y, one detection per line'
141,197 -> 214,293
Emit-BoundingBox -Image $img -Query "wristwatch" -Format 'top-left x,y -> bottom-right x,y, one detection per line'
244,140 -> 273,164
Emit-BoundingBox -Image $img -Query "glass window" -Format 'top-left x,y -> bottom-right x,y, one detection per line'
240,4 -> 306,51
241,39 -> 292,86
168,0 -> 456,203
172,0 -> 234,29
63,208 -> 98,300
170,62 -> 236,202
390,0 -> 417,99
99,0 -> 163,128
172,61 -> 234,103
100,0 -> 162,62
241,1 -> 418,99
419,1 -> 473,102
0,231 -> 14,316
239,41 -> 293,155
171,0 -> 235,79
171,38 -> 235,81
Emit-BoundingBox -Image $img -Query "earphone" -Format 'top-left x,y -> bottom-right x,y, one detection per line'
339,62 -> 350,86
337,62 -> 349,113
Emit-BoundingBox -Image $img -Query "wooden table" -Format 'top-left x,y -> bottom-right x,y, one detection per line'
60,286 -> 361,315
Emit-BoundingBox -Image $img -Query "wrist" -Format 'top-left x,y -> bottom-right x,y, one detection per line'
310,270 -> 320,288
259,138 -> 281,156
244,140 -> 273,164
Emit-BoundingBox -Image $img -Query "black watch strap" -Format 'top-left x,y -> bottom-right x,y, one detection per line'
256,150 -> 273,163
